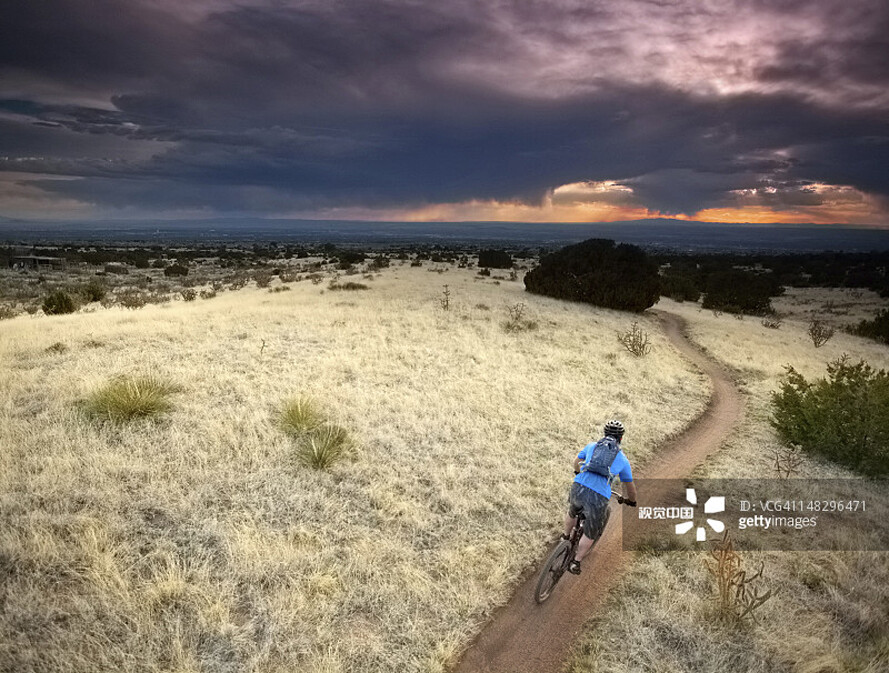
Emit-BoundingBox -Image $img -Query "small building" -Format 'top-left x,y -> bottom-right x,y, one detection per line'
10,255 -> 66,271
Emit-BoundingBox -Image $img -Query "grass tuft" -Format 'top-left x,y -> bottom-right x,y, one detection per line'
84,375 -> 180,422
297,424 -> 352,469
279,396 -> 325,436
45,341 -> 68,354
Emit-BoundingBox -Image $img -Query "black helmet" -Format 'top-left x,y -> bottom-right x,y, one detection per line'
604,419 -> 625,439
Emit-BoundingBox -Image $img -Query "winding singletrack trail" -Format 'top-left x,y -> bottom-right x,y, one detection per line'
452,311 -> 744,673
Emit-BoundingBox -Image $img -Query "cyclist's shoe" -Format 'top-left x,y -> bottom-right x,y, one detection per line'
559,533 -> 570,541
568,560 -> 582,575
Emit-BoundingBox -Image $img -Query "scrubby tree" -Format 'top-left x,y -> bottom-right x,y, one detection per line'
660,271 -> 701,302
701,269 -> 782,315
336,250 -> 366,266
42,290 -> 78,315
478,249 -> 513,269
808,319 -> 835,348
524,239 -> 660,312
79,279 -> 107,302
850,309 -> 889,345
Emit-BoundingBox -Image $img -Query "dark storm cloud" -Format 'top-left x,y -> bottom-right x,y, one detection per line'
2,0 -> 888,218
750,0 -> 889,92
0,0 -> 191,86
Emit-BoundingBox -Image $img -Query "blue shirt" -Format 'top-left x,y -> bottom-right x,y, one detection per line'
574,441 -> 633,498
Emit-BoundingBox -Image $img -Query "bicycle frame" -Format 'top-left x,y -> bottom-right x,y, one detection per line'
533,484 -> 626,604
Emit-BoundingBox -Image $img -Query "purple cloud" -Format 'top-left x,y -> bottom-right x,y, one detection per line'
1,0 -> 887,220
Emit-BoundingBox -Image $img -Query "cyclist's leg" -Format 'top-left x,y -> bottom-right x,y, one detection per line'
574,533 -> 597,562
572,490 -> 610,563
563,512 -> 577,537
564,483 -> 584,537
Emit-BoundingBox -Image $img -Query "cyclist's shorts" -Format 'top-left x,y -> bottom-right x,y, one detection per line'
568,482 -> 611,540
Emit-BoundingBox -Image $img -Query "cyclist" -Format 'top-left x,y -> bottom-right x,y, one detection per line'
563,419 -> 637,574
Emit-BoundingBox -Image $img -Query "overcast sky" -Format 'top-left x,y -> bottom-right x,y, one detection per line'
1,0 -> 888,225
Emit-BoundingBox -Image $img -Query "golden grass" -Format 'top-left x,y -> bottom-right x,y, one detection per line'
772,286 -> 887,328
0,266 -> 708,672
567,297 -> 889,673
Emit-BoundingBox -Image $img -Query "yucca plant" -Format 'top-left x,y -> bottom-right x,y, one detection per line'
279,396 -> 324,436
85,375 -> 180,422
297,424 -> 352,470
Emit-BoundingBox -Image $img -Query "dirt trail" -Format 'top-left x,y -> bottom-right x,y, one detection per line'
452,311 -> 744,673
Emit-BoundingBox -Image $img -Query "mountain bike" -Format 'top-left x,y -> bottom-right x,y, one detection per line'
533,491 -> 632,604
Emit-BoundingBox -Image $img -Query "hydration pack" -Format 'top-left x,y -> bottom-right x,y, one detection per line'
581,436 -> 620,477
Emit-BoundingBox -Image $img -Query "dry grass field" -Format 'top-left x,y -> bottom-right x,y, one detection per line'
772,287 -> 885,329
1,265 -> 710,673
567,297 -> 889,673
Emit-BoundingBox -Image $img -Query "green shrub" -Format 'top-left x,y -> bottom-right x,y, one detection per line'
85,375 -> 180,422
771,356 -> 889,475
181,289 -> 197,301
42,290 -> 78,315
164,264 -> 189,277
850,309 -> 889,345
280,397 -> 325,436
478,249 -> 513,269
117,290 -> 148,309
336,250 -> 366,266
524,239 -> 660,312
79,279 -> 107,302
297,424 -> 352,469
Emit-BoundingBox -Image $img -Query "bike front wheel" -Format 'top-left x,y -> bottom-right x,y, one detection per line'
534,539 -> 571,604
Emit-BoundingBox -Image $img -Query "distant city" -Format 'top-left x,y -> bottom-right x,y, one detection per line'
2,218 -> 889,253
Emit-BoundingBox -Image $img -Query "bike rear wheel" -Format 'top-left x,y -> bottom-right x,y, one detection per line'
534,540 -> 571,604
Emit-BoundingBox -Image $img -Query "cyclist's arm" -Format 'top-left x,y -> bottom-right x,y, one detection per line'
574,445 -> 591,474
617,454 -> 637,505
623,481 -> 638,503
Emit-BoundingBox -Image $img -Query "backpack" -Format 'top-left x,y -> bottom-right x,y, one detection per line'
581,436 -> 620,477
